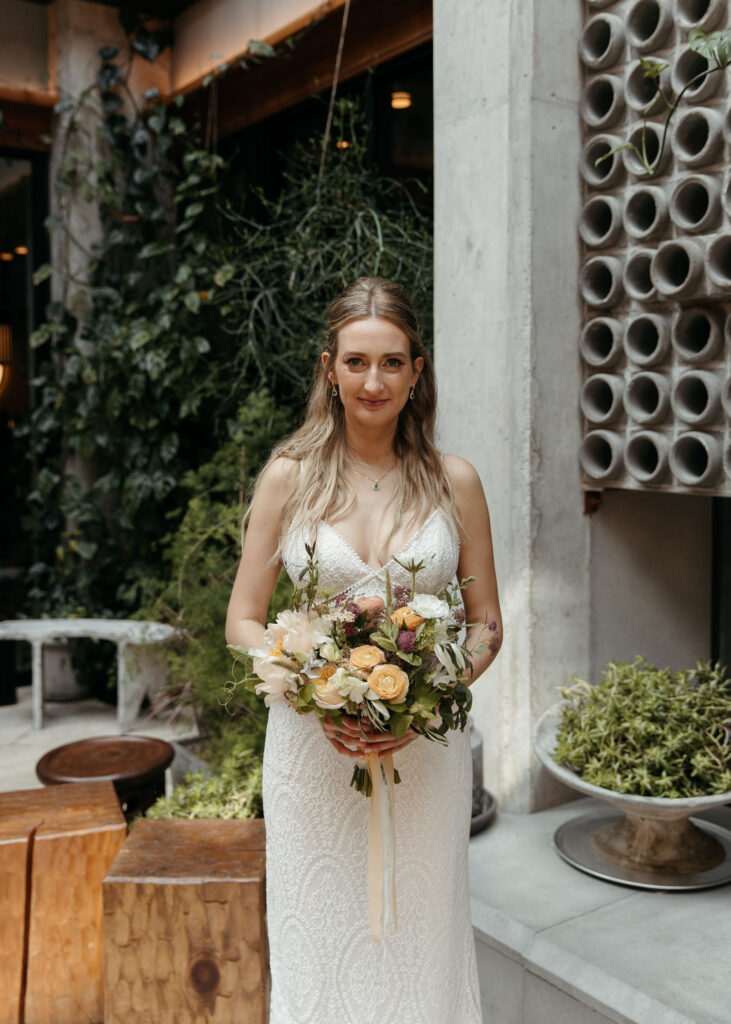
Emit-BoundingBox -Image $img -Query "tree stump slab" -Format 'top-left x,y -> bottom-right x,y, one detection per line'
0,780 -> 127,1024
36,735 -> 174,821
103,818 -> 267,1024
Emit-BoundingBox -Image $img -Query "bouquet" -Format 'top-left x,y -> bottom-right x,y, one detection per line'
227,544 -> 485,796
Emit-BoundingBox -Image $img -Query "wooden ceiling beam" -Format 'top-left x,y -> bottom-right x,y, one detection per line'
182,0 -> 432,140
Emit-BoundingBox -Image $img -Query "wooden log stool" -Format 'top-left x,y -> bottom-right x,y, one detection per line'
36,735 -> 174,821
0,781 -> 126,1024
103,818 -> 267,1024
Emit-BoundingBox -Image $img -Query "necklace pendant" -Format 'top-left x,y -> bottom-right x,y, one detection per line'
373,482 -> 380,491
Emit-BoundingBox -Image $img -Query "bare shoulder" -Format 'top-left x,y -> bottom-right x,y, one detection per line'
252,455 -> 299,506
442,453 -> 484,500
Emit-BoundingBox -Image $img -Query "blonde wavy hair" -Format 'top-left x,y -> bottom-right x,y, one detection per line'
259,276 -> 459,556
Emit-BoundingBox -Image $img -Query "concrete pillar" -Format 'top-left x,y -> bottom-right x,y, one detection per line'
433,0 -> 587,812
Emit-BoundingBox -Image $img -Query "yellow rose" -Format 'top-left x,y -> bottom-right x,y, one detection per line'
368,663 -> 410,704
320,663 -> 338,680
391,606 -> 424,631
349,645 -> 387,671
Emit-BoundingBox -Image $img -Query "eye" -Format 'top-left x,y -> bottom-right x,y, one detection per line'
386,358 -> 405,367
345,357 -> 363,367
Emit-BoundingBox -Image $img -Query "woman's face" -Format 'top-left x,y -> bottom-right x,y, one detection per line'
324,316 -> 423,425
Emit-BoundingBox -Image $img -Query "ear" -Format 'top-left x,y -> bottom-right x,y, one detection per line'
321,351 -> 335,383
412,355 -> 424,384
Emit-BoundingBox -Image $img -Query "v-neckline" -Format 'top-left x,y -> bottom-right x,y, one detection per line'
320,508 -> 440,574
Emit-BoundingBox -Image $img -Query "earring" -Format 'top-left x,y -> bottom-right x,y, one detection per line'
332,383 -> 339,398
409,386 -> 416,400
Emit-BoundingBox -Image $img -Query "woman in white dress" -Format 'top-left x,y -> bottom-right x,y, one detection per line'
226,277 -> 502,1024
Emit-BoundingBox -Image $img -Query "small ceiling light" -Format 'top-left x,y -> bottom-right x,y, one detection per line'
0,253 -> 13,262
336,139 -> 349,149
391,90 -> 412,110
15,246 -> 28,256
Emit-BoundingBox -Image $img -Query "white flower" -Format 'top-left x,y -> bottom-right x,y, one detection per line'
330,667 -> 369,704
318,638 -> 341,663
252,655 -> 298,706
410,593 -> 449,620
433,642 -> 466,682
265,609 -> 331,661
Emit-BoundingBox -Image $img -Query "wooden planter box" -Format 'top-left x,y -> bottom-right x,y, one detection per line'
103,818 -> 267,1024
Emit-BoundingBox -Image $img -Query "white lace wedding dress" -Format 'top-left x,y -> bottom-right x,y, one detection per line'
263,509 -> 482,1024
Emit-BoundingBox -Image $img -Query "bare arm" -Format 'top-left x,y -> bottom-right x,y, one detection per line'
444,454 -> 503,686
225,457 -> 298,650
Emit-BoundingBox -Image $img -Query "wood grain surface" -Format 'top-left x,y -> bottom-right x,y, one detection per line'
103,819 -> 267,1024
0,781 -> 126,1024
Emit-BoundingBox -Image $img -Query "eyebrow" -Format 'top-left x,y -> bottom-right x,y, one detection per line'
341,350 -> 408,358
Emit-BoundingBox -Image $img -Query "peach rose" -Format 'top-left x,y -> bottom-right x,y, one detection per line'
349,645 -> 387,671
354,596 -> 385,627
313,674 -> 348,709
320,663 -> 338,680
368,663 -> 410,704
391,606 -> 424,631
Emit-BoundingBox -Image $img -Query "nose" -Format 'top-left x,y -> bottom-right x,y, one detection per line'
363,366 -> 385,394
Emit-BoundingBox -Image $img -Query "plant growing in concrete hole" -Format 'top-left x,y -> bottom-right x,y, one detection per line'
597,28 -> 731,177
553,656 -> 731,798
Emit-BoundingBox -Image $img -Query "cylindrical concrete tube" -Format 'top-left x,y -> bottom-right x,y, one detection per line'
626,431 -> 671,484
672,370 -> 722,425
580,373 -> 625,424
650,239 -> 705,299
624,249 -> 656,301
626,0 -> 673,52
580,317 -> 624,369
581,256 -> 624,308
581,134 -> 626,189
624,313 -> 670,366
624,372 -> 671,424
723,375 -> 731,420
622,121 -> 671,176
671,108 -> 723,167
676,0 -> 726,31
626,60 -> 673,113
672,47 -> 722,104
672,307 -> 723,363
580,13 -> 625,70
724,440 -> 731,481
670,432 -> 721,487
706,235 -> 731,290
581,74 -> 626,129
579,195 -> 623,248
669,175 -> 721,234
724,174 -> 731,219
623,185 -> 668,240
586,0 -> 617,6
580,430 -> 625,480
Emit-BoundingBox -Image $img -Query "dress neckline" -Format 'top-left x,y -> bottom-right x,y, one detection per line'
319,508 -> 441,575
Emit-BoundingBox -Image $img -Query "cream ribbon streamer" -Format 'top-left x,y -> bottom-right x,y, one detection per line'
366,752 -> 398,942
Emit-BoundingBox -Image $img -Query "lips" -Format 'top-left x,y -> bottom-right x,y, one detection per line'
358,398 -> 388,408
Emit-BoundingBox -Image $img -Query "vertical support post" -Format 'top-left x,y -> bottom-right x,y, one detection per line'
31,640 -> 44,729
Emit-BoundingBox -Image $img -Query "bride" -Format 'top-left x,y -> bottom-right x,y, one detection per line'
226,276 -> 502,1023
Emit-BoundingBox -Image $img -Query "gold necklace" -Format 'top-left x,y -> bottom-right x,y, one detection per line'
350,461 -> 397,491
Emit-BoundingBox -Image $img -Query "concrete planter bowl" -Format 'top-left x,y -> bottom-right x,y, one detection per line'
533,703 -> 731,890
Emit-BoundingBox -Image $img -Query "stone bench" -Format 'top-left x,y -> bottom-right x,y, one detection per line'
0,618 -> 178,731
0,780 -> 126,1024
103,818 -> 267,1024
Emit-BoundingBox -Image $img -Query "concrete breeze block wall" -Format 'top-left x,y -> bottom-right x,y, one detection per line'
578,0 -> 731,495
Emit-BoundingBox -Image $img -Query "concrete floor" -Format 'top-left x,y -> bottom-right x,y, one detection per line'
0,685 -> 195,793
468,797 -> 731,1024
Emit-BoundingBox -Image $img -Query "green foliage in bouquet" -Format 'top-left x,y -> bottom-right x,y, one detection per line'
553,657 -> 731,798
145,743 -> 263,820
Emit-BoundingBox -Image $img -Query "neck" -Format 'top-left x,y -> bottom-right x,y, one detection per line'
344,417 -> 397,468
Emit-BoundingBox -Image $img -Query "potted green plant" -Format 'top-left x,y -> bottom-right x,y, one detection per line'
533,657 -> 731,889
